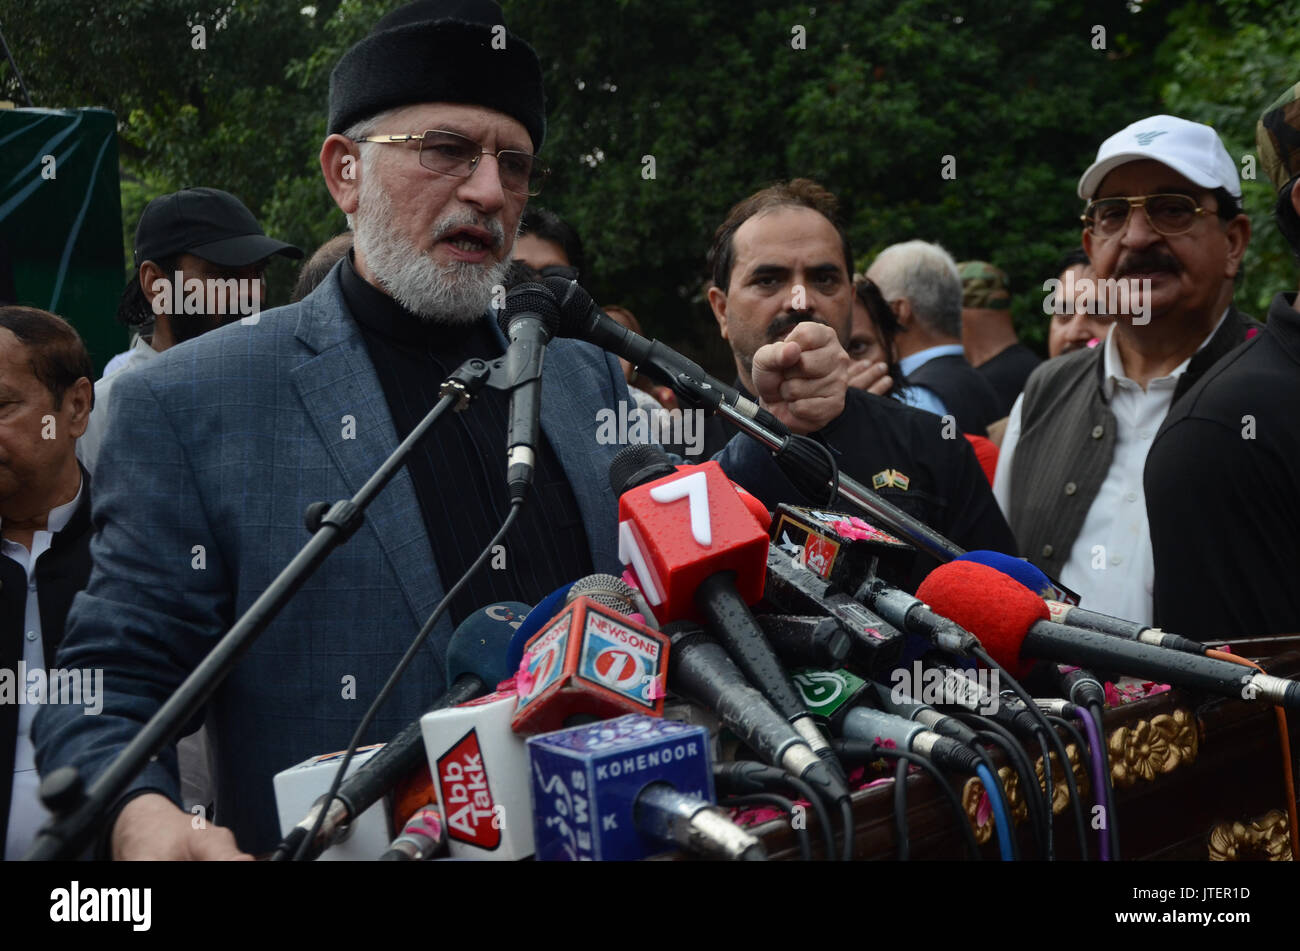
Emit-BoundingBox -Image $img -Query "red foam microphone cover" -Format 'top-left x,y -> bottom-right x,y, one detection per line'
617,460 -> 769,624
915,560 -> 1050,679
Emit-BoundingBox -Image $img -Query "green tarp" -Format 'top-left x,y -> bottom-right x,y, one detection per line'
0,106 -> 124,375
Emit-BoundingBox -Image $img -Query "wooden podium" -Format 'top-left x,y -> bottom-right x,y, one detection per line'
661,643 -> 1300,861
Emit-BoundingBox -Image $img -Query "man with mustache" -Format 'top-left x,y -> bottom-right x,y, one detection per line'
705,179 -> 1017,590
993,116 -> 1255,625
1145,80 -> 1300,639
32,1 -> 846,860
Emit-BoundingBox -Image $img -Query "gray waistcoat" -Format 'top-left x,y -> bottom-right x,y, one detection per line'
1009,306 -> 1258,578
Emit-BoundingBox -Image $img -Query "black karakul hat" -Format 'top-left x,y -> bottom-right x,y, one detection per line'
327,0 -> 546,151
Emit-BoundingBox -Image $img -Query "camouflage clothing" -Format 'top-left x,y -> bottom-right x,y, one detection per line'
957,260 -> 1010,309
1257,80 -> 1300,193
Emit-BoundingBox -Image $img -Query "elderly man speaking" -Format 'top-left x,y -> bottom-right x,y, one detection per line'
33,0 -> 846,859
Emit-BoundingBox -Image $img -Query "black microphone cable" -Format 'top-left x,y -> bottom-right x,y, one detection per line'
720,794 -> 811,862
286,500 -> 524,861
837,794 -> 854,862
832,739 -> 980,861
713,761 -> 836,861
969,646 -> 1084,861
892,756 -> 910,860
1044,713 -> 1091,860
1042,698 -> 1113,861
1031,724 -> 1055,861
950,712 -> 1046,859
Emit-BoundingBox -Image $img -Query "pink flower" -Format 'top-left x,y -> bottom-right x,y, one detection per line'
730,806 -> 785,827
515,653 -> 536,695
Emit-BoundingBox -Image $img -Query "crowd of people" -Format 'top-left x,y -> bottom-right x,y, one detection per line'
1,0 -> 1298,860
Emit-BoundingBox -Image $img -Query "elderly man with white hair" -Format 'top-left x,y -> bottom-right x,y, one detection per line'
866,240 -> 1002,436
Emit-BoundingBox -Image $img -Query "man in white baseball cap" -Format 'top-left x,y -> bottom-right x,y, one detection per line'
993,114 -> 1257,626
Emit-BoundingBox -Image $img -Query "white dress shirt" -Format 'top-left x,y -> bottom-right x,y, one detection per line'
4,479 -> 84,860
78,336 -> 159,476
994,312 -> 1228,625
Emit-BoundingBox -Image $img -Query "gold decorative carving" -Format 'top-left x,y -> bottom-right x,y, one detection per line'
1106,709 -> 1198,788
962,768 -> 1028,844
1034,745 -> 1090,814
1208,811 -> 1292,862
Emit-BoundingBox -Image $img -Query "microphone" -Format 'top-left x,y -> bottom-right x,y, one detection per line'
496,282 -> 562,503
770,502 -> 916,592
836,705 -> 982,774
762,548 -> 905,675
956,549 -> 1205,654
528,713 -> 765,861
665,622 -> 844,805
757,503 -> 983,657
507,583 -> 573,672
565,572 -> 658,626
755,614 -> 852,670
613,450 -> 769,622
1047,603 -> 1206,656
916,562 -> 1300,709
511,594 -> 671,735
380,806 -> 445,861
899,658 -> 1040,737
867,682 -> 981,746
542,275 -> 786,433
421,687 -> 535,860
614,450 -> 842,772
378,763 -> 445,859
272,743 -> 394,862
951,551 -> 1111,708
607,444 -> 774,534
273,602 -> 523,860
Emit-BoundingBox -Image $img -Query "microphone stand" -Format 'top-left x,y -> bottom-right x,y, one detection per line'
25,356 -> 510,860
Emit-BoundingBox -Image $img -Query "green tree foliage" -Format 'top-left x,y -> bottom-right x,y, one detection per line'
1,1 -> 347,296
1155,0 -> 1300,315
4,0 -> 1292,369
507,0 -> 1172,368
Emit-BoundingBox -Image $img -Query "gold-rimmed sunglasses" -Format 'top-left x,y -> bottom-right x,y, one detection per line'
1081,193 -> 1211,238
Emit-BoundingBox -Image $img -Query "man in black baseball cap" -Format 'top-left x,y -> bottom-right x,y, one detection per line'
85,187 -> 301,474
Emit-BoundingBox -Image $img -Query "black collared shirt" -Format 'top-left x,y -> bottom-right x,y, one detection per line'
1146,292 -> 1300,639
340,254 -> 591,625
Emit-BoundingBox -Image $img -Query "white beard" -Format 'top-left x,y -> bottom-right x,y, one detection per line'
351,164 -> 511,323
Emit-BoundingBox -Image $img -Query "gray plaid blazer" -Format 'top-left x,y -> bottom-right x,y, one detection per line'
34,264 -> 629,852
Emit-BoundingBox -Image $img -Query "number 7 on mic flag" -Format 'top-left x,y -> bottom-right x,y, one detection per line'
617,461 -> 769,624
